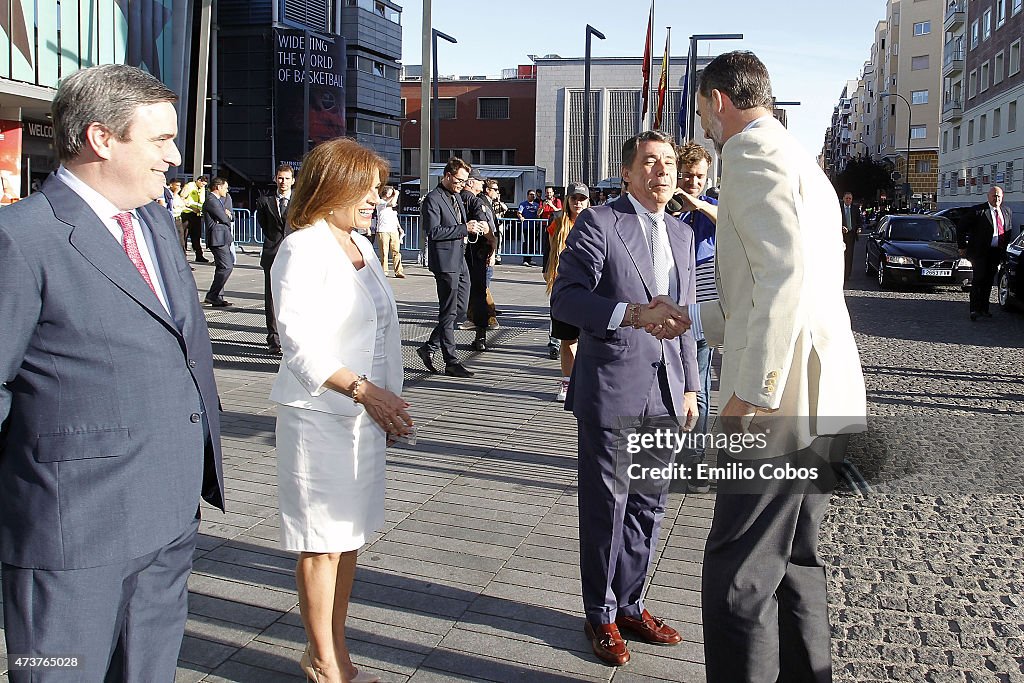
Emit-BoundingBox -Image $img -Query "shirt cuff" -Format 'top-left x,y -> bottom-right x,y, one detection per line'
609,302 -> 629,330
688,303 -> 704,341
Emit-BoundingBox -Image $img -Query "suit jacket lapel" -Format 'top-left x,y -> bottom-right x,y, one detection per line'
665,214 -> 690,302
611,197 -> 656,298
139,204 -> 191,335
45,178 -> 179,333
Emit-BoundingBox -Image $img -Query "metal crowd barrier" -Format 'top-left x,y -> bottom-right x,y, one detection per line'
232,209 -> 263,245
395,214 -> 546,258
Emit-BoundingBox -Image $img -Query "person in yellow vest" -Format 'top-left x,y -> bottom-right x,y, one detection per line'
179,175 -> 209,262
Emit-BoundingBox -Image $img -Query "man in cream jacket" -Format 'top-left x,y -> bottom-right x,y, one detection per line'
691,51 -> 867,683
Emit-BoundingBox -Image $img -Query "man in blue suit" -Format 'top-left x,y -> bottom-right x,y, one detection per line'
203,176 -> 235,307
551,130 -> 699,667
0,64 -> 225,682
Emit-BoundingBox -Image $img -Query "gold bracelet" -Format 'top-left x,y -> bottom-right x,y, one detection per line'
629,303 -> 641,329
349,374 -> 368,404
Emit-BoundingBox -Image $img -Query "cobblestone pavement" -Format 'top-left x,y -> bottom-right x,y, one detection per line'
1,242 -> 1022,682
824,240 -> 1024,683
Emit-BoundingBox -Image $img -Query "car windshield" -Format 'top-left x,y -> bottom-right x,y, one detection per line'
888,219 -> 957,242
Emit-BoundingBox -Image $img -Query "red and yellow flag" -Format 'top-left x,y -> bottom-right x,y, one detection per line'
653,32 -> 670,129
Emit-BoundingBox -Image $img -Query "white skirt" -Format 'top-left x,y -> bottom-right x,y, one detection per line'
275,405 -> 386,553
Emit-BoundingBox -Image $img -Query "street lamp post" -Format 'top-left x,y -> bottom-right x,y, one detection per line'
583,24 -> 606,187
880,91 -> 912,208
432,29 -> 457,164
399,118 -> 417,176
685,33 -> 743,141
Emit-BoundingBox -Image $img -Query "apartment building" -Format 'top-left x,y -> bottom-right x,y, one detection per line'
938,0 -> 1023,225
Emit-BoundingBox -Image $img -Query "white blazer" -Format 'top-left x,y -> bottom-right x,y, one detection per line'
269,220 -> 403,416
699,117 -> 866,442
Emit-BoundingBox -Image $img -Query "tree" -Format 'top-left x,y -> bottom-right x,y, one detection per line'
833,157 -> 895,204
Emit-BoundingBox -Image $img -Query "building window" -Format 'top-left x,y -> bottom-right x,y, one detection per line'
981,61 -> 990,91
348,54 -> 399,80
983,9 -> 992,39
913,20 -> 931,35
285,0 -> 334,33
968,119 -> 975,145
911,55 -> 930,70
1007,161 -> 1015,191
970,19 -> 980,49
400,98 -> 407,118
354,119 -> 399,138
993,107 -> 1001,137
968,70 -> 978,98
998,0 -> 1007,25
916,160 -> 931,174
477,97 -> 510,120
436,97 -> 457,120
1009,100 -> 1018,132
867,101 -> 871,114
995,52 -> 1005,84
979,114 -> 987,141
952,125 -> 961,149
910,125 -> 927,139
1015,0 -> 1023,16
942,129 -> 949,153
911,89 -> 929,104
1011,40 -> 1021,76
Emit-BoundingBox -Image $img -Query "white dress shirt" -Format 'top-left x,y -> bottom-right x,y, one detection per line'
55,166 -> 171,312
607,193 -> 678,330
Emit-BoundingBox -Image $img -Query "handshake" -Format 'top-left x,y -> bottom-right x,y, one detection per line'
467,220 -> 490,236
626,295 -> 692,341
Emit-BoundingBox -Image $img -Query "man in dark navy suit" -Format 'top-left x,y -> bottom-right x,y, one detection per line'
960,185 -> 1013,320
202,176 -> 234,307
0,64 -> 224,682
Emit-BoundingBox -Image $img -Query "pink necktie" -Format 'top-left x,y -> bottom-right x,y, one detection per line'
996,209 -> 1004,236
114,212 -> 157,295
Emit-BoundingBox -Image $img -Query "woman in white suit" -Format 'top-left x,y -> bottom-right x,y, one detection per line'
270,138 -> 413,683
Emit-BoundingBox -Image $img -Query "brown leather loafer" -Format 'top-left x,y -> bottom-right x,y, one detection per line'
616,610 -> 682,645
584,621 -> 630,666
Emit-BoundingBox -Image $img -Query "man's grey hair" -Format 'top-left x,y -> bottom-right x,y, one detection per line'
52,64 -> 178,162
697,50 -> 774,111
621,130 -> 675,172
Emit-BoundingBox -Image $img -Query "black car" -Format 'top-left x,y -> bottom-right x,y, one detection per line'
997,232 -> 1024,311
865,215 -> 973,290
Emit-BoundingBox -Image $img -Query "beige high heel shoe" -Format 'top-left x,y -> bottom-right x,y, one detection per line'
299,645 -> 325,682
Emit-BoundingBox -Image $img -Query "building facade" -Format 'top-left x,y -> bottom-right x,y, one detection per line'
216,0 -> 403,187
938,0 -> 1023,226
0,0 -> 195,200
533,56 -> 716,189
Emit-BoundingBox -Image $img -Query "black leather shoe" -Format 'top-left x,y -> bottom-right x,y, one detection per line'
472,338 -> 487,351
269,345 -> 283,356
981,311 -> 993,318
195,257 -> 210,264
444,363 -> 474,378
205,299 -> 231,308
416,346 -> 440,374
970,312 -> 978,321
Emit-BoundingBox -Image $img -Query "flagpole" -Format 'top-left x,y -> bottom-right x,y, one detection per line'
648,0 -> 655,130
665,27 -> 671,134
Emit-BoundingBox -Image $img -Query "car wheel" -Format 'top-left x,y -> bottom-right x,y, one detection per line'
877,261 -> 888,289
998,271 -> 1014,309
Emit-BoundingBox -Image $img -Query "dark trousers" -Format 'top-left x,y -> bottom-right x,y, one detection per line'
205,242 -> 233,303
183,213 -> 204,260
702,435 -> 849,683
969,246 -> 1000,314
465,247 -> 490,333
426,261 -> 469,364
843,233 -> 856,280
2,516 -> 199,682
577,371 -> 674,625
174,217 -> 186,252
263,262 -> 279,348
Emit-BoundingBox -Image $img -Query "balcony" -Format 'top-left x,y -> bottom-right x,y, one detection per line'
943,43 -> 965,76
944,1 -> 966,31
942,97 -> 963,122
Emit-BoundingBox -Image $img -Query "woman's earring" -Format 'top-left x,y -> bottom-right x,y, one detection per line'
328,210 -> 334,215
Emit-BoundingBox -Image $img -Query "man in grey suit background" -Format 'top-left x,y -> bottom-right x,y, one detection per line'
203,176 -> 235,307
416,157 -> 488,378
551,131 -> 699,667
692,51 -> 867,682
0,64 -> 225,682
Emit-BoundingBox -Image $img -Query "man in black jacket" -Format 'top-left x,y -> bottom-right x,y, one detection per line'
256,164 -> 294,353
203,177 -> 234,307
960,186 -> 1013,320
417,157 -> 489,377
462,170 -> 499,351
840,192 -> 862,281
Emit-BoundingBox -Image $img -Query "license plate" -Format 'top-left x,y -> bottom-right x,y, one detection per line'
921,268 -> 952,277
